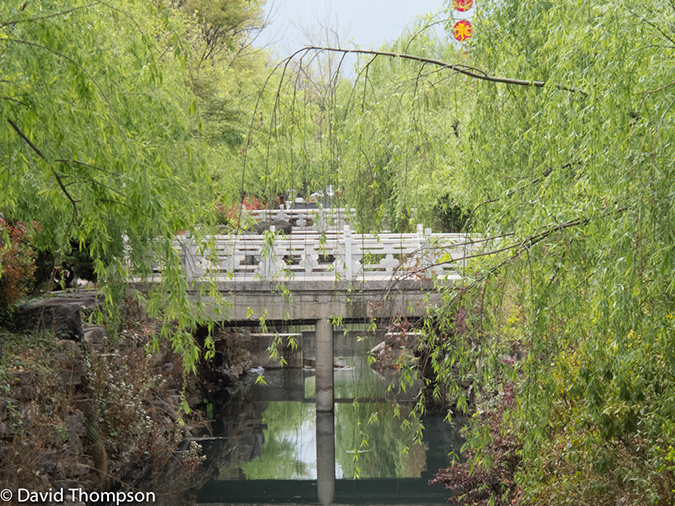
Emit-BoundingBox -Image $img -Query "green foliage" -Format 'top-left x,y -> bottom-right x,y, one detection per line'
239,401 -> 315,479
414,0 -> 675,503
340,28 -> 472,232
173,0 -> 270,199
251,0 -> 675,502
0,0 -> 229,372
334,401 -> 426,479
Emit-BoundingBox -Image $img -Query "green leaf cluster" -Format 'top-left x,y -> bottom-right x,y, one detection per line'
0,0 -> 266,373
415,0 -> 675,503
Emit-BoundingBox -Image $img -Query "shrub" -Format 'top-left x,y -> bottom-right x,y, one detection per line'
0,221 -> 36,322
215,195 -> 264,227
430,395 -> 521,506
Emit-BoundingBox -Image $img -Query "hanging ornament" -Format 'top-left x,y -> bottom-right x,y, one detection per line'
453,0 -> 474,12
452,20 -> 473,41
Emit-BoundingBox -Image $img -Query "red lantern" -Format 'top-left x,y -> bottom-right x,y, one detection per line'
453,0 -> 474,12
453,20 -> 473,41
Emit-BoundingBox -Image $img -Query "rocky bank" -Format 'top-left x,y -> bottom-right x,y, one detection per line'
0,290 -> 255,506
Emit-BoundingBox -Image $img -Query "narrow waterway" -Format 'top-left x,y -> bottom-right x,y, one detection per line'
195,332 -> 463,505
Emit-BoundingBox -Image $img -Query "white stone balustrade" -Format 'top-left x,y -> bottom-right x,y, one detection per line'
174,225 -> 476,283
244,207 -> 356,233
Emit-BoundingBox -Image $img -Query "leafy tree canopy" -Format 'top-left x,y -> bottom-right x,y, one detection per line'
415,0 -> 675,503
0,0 -> 265,374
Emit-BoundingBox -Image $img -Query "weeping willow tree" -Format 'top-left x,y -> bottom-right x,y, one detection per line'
338,23 -> 472,233
242,16 -> 472,228
173,0 -> 271,202
239,41 -> 352,206
414,0 -> 675,503
247,0 -> 675,502
0,0 -> 263,375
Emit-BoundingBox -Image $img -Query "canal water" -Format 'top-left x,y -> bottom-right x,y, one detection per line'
195,333 -> 463,505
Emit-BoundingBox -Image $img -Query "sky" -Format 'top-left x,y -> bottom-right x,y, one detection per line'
257,0 -> 465,56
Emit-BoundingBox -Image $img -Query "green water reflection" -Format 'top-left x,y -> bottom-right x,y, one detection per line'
241,361 -> 427,481
241,402 -> 316,480
240,401 -> 426,480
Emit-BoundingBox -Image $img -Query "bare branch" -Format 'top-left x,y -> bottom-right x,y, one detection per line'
55,159 -> 123,177
0,96 -> 29,107
290,46 -> 588,95
8,119 -> 79,230
1,2 -> 102,28
77,174 -> 138,206
403,17 -> 452,54
626,6 -> 675,48
7,119 -> 46,159
645,80 -> 675,95
656,94 -> 675,143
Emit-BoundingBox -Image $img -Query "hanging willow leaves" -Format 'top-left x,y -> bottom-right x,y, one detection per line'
0,0 -> 227,372
248,0 -> 675,502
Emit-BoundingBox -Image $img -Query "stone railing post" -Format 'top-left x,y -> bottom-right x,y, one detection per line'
414,224 -> 425,273
344,225 -> 353,281
266,225 -> 276,281
416,224 -> 424,249
182,230 -> 204,282
256,226 -> 283,280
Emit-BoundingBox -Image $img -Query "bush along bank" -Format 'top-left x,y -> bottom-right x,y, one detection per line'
0,294 -> 215,504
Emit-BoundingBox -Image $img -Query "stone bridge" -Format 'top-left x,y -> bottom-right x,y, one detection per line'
176,220 -> 474,320
142,212 -> 479,504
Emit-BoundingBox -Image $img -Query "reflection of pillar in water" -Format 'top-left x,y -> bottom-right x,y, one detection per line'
315,319 -> 334,412
316,411 -> 335,505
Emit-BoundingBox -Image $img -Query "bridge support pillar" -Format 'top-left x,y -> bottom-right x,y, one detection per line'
316,411 -> 335,504
315,319 -> 334,412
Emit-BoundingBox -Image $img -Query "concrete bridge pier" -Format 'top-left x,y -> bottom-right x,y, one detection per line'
315,319 -> 334,412
316,411 -> 336,504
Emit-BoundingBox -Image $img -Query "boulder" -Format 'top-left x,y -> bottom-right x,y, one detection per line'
83,326 -> 106,351
12,299 -> 84,340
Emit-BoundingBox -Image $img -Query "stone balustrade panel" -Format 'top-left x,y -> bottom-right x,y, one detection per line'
170,230 -> 476,283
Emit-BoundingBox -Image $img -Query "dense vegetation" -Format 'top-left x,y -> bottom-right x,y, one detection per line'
0,0 -> 268,371
3,0 -> 675,503
417,1 -> 675,504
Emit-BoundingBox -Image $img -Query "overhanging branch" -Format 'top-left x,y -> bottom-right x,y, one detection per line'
292,46 -> 588,96
7,119 -> 79,230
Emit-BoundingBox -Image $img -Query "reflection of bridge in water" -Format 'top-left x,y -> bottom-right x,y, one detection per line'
197,362 -> 465,505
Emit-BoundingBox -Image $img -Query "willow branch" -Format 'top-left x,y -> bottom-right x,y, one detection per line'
292,46 -> 588,95
395,216 -> 590,285
469,161 -> 579,216
430,218 -> 593,322
8,119 -> 79,230
1,2 -> 102,27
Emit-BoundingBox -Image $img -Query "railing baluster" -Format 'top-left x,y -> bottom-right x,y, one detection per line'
344,225 -> 352,281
